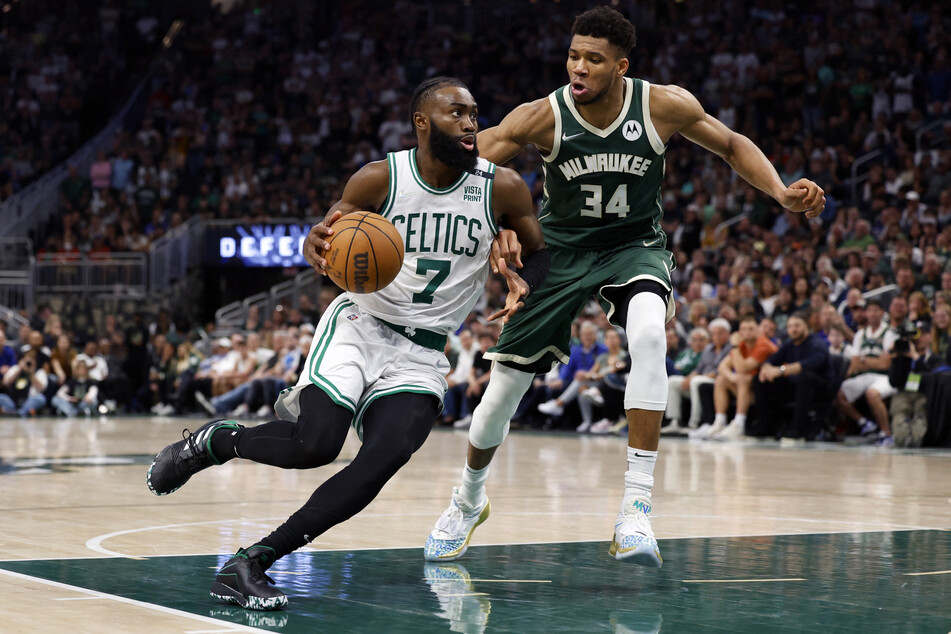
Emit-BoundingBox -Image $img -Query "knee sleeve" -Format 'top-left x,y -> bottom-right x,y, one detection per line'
624,292 -> 668,411
468,363 -> 535,449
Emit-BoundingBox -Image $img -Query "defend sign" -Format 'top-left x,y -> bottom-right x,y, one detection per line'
206,223 -> 310,267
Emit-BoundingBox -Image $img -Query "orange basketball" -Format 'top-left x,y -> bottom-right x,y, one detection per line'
324,211 -> 405,293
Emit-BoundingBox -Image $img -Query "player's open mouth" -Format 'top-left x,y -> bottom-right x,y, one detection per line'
459,135 -> 475,151
571,82 -> 588,97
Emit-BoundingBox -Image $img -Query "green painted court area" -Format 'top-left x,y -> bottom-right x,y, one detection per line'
4,531 -> 950,633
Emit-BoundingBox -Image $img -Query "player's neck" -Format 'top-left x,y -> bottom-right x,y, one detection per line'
574,78 -> 627,130
415,147 -> 465,189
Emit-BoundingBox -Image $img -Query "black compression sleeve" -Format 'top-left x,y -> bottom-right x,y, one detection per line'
518,248 -> 550,294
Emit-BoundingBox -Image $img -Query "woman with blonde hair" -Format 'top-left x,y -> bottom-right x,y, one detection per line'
907,291 -> 932,322
50,333 -> 77,387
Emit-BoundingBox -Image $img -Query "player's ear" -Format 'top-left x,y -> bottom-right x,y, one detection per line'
616,56 -> 629,77
413,112 -> 428,134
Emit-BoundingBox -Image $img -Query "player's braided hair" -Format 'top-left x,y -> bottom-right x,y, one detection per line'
571,6 -> 637,56
409,76 -> 468,136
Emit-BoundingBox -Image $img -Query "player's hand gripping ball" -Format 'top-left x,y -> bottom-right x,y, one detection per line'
324,211 -> 405,293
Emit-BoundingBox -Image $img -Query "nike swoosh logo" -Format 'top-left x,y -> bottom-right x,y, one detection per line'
641,237 -> 662,248
562,132 -> 584,141
634,452 -> 653,458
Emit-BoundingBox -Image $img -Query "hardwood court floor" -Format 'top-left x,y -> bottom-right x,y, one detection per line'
1,415 -> 949,632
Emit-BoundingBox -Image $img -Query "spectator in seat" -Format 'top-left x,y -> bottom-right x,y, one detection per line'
835,298 -> 898,445
455,332 -> 497,430
683,318 -> 734,434
1,349 -> 48,416
536,321 -> 607,423
754,313 -> 833,440
51,359 -> 99,417
441,329 -> 477,426
577,328 -> 628,433
662,327 -> 710,435
696,316 -> 777,440
889,318 -> 942,448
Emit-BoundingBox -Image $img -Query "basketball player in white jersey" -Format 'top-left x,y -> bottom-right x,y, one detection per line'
146,77 -> 550,611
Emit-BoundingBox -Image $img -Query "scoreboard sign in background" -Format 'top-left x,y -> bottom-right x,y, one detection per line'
205,223 -> 310,267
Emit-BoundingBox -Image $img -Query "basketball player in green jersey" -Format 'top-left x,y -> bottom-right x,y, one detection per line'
424,6 -> 825,567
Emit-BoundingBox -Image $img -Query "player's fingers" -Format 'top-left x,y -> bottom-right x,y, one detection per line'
804,184 -> 823,207
506,301 -> 526,322
497,258 -> 511,278
486,308 -> 506,322
490,242 -> 502,273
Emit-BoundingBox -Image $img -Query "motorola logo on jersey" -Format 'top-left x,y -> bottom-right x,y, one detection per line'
622,120 -> 643,141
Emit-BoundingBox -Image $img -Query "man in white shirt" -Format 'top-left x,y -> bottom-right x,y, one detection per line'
442,329 -> 478,426
835,298 -> 899,445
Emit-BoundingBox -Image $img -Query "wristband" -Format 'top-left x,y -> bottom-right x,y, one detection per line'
517,248 -> 551,294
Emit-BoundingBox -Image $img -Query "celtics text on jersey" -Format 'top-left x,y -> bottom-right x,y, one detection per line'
348,148 -> 500,335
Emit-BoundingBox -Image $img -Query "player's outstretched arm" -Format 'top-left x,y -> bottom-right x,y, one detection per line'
653,84 -> 826,219
487,167 -> 550,323
304,160 -> 390,274
477,97 -> 556,165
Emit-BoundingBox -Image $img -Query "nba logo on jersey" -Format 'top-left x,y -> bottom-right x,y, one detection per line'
622,120 -> 643,141
347,314 -> 359,321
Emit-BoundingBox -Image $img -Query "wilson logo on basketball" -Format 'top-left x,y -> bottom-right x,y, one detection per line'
352,252 -> 370,293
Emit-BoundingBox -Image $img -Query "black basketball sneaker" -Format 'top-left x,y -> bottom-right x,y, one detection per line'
211,545 -> 288,611
146,419 -> 243,495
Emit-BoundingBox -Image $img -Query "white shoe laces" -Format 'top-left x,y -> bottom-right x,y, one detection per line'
617,507 -> 654,538
434,496 -> 479,539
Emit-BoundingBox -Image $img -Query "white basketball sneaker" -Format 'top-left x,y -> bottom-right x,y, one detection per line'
424,487 -> 490,561
609,499 -> 663,567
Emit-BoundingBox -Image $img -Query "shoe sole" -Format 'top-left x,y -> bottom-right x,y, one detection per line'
609,537 -> 663,568
424,500 -> 491,562
210,584 -> 287,611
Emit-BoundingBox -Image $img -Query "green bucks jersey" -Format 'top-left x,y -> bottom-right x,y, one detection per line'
540,77 -> 667,250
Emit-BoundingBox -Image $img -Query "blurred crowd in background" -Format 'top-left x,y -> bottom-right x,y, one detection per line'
2,1 -> 950,447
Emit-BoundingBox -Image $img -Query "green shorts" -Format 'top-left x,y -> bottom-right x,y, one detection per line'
485,243 -> 675,374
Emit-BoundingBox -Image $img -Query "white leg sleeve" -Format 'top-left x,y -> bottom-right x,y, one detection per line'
468,362 -> 536,450
623,292 -> 668,411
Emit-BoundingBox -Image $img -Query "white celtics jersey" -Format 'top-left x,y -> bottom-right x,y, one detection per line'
348,148 -> 499,335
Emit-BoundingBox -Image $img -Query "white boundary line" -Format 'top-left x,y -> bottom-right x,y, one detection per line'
79,513 -> 948,559
683,578 -> 807,584
0,568 -> 268,633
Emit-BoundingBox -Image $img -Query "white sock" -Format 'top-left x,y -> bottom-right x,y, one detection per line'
714,413 -> 727,426
734,413 -> 747,425
858,416 -> 870,426
458,464 -> 489,509
622,446 -> 657,510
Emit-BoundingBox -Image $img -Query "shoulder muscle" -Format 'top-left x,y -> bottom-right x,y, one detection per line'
649,84 -> 705,141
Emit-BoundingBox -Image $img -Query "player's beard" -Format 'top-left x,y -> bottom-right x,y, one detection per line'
429,122 -> 478,172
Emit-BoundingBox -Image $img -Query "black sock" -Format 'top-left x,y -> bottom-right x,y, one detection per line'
209,425 -> 243,462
